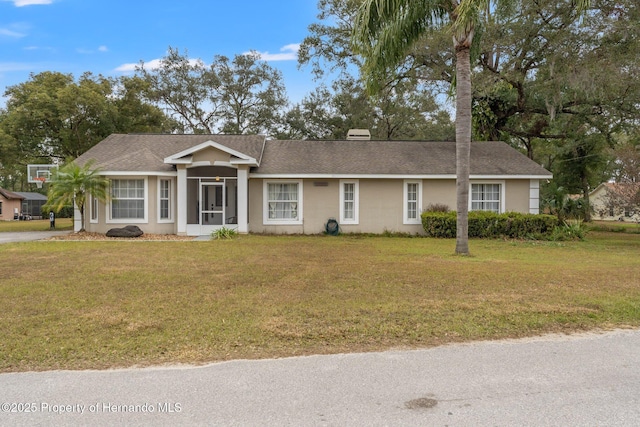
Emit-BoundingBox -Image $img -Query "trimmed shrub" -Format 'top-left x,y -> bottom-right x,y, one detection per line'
421,211 -> 559,239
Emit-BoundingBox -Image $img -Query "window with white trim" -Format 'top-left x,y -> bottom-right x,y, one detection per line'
340,180 -> 359,224
90,195 -> 98,223
111,179 -> 145,219
264,181 -> 302,224
471,183 -> 502,213
403,180 -> 422,224
159,179 -> 172,221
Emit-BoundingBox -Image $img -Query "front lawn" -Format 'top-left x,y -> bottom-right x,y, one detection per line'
0,218 -> 73,232
1,232 -> 639,372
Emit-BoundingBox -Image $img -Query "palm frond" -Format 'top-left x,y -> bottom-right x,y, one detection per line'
352,0 -> 454,92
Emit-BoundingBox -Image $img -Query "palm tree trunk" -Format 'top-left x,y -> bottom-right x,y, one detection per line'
455,44 -> 472,255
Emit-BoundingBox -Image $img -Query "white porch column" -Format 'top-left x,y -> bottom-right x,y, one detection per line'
237,166 -> 249,233
177,165 -> 187,235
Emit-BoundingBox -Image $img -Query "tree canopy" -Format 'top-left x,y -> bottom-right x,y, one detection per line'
0,71 -> 177,190
136,48 -> 288,136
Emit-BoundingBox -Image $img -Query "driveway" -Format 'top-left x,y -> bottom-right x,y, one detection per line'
0,230 -> 72,244
1,329 -> 639,426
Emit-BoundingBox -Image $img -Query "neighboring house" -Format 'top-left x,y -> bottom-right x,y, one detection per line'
0,188 -> 23,221
73,133 -> 552,235
0,189 -> 48,220
590,182 -> 640,222
14,192 -> 48,219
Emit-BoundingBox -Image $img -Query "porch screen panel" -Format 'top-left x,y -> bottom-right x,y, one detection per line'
268,183 -> 298,220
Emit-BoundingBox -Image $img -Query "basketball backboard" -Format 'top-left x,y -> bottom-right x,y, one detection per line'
27,164 -> 57,188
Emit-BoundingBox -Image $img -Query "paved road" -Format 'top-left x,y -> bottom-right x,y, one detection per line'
0,230 -> 71,244
1,329 -> 639,426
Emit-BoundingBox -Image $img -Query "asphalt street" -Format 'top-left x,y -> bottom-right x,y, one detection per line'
1,329 -> 639,426
0,230 -> 71,244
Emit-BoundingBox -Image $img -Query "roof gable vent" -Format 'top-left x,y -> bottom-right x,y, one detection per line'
346,129 -> 371,141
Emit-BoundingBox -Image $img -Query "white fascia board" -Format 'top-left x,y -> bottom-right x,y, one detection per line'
231,158 -> 259,165
249,173 -> 553,180
164,140 -> 256,164
249,173 -> 453,179
166,155 -> 194,165
99,171 -> 177,177
470,174 -> 553,180
188,161 -> 212,167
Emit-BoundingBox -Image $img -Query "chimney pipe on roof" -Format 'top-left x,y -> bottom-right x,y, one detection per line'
346,129 -> 371,141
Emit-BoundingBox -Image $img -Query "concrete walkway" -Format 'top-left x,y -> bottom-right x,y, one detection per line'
0,230 -> 72,244
1,329 -> 639,426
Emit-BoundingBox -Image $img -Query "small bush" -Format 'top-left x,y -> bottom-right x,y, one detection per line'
421,211 -> 559,239
421,212 -> 457,238
211,227 -> 238,240
425,203 -> 450,213
548,220 -> 588,241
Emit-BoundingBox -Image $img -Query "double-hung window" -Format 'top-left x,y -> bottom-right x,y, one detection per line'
471,183 -> 502,213
90,195 -> 98,223
340,180 -> 359,224
264,181 -> 302,224
111,179 -> 145,220
158,179 -> 172,222
403,180 -> 422,224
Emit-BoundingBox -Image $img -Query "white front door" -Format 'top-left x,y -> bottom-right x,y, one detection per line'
200,182 -> 224,235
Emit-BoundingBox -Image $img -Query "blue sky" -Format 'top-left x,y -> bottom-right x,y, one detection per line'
0,0 -> 326,106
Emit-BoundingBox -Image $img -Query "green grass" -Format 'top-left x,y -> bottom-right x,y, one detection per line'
1,232 -> 639,372
0,218 -> 73,232
589,220 -> 640,234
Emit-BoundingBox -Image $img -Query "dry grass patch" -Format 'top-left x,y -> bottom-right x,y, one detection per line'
1,232 -> 639,372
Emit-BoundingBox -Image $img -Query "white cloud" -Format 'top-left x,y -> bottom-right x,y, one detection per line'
7,0 -> 53,6
76,45 -> 109,54
116,58 -> 201,73
24,45 -> 56,53
247,43 -> 300,61
0,27 -> 25,37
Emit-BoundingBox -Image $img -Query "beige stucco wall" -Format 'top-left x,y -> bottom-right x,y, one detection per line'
192,147 -> 231,164
248,178 -> 536,235
83,175 -> 538,235
0,196 -> 21,221
504,180 -> 530,213
85,175 -> 177,235
424,180 -> 457,211
249,178 -> 431,235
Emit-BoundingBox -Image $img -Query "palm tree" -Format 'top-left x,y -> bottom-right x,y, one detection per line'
46,160 -> 109,232
352,0 -> 590,255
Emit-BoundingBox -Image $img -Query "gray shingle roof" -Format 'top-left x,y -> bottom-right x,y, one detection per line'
75,134 -> 266,173
252,140 -> 551,177
14,192 -> 48,201
74,134 -> 551,178
0,188 -> 24,200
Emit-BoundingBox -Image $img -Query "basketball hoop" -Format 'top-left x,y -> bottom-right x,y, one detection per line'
34,176 -> 47,189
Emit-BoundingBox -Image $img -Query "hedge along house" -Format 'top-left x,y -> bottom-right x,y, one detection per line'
73,133 -> 552,235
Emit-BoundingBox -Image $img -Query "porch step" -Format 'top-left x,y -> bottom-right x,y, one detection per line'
193,235 -> 212,241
